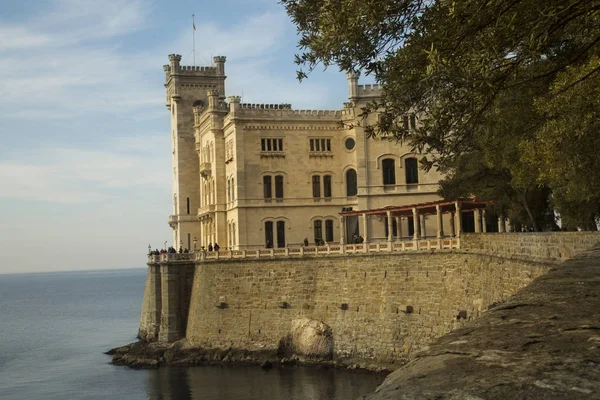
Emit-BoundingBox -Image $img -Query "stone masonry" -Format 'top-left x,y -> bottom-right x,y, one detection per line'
138,232 -> 600,365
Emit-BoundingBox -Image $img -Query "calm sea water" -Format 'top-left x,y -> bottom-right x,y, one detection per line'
0,269 -> 382,400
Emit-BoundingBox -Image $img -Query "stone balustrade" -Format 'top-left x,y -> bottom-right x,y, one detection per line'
147,238 -> 461,264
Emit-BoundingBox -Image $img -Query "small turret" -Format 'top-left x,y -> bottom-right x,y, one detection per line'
169,54 -> 182,72
213,56 -> 226,98
228,95 -> 241,114
213,56 -> 226,76
207,89 -> 220,108
346,71 -> 360,100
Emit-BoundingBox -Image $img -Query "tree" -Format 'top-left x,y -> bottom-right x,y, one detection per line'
282,0 -> 600,229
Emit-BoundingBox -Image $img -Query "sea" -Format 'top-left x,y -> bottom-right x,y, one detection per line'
0,268 -> 383,400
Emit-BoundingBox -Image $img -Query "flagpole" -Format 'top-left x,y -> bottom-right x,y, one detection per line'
192,14 -> 196,66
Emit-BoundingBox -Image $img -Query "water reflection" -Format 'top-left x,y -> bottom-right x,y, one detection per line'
146,365 -> 383,400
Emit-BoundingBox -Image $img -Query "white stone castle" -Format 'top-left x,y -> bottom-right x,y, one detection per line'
164,54 -> 446,250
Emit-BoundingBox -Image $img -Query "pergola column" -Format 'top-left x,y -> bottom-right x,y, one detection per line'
362,213 -> 369,242
474,209 -> 482,233
436,205 -> 444,238
450,211 -> 456,237
455,201 -> 462,238
498,214 -> 505,233
387,211 -> 393,242
412,207 -> 420,240
340,216 -> 346,245
395,217 -> 402,240
420,215 -> 427,238
506,218 -> 512,232
482,210 -> 487,233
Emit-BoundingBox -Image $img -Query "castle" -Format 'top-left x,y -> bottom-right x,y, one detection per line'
164,54 -> 448,251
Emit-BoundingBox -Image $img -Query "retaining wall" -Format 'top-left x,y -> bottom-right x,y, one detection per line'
139,232 -> 600,364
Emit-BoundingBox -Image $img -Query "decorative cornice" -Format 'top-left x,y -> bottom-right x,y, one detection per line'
243,125 -> 346,131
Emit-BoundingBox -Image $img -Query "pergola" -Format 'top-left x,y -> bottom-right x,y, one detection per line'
338,198 -> 495,244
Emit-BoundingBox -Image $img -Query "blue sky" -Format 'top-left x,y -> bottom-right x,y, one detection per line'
0,0 -> 369,274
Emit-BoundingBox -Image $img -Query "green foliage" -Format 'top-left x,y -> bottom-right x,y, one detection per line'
282,0 -> 600,230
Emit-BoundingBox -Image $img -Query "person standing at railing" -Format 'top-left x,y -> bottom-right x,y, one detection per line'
303,238 -> 309,247
208,243 -> 213,252
214,243 -> 220,252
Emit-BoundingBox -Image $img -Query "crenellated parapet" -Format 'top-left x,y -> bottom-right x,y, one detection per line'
163,54 -> 219,76
357,83 -> 382,97
233,104 -> 344,118
240,103 -> 292,110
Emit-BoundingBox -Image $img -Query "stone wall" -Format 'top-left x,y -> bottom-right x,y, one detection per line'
462,232 -> 600,262
139,232 -> 600,364
184,251 -> 549,363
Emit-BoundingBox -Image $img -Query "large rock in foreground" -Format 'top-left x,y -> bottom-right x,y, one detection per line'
361,246 -> 600,400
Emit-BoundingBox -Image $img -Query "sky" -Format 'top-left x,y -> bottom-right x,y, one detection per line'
0,0 -> 371,274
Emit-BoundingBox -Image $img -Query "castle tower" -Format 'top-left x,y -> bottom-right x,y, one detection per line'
164,54 -> 227,249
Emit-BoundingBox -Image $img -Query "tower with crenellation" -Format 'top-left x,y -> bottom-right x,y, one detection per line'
164,54 -> 226,250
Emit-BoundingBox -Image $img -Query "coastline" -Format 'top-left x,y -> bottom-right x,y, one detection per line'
106,339 -> 396,373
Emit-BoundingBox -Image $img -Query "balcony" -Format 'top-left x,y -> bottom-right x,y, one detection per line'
197,204 -> 216,217
199,162 -> 211,177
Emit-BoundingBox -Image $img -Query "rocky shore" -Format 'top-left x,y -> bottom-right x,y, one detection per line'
107,318 -> 395,373
360,245 -> 600,399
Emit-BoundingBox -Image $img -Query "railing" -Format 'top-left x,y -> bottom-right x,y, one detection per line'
147,238 -> 460,264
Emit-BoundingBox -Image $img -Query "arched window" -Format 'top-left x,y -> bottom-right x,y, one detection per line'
313,220 -> 323,243
346,169 -> 357,196
263,176 -> 272,199
231,178 -> 235,200
405,157 -> 419,184
265,221 -> 273,248
275,175 -> 284,199
232,223 -> 236,246
382,159 -> 396,185
227,179 -> 231,202
325,220 -> 334,242
323,175 -> 332,198
312,176 -> 321,198
276,221 -> 286,248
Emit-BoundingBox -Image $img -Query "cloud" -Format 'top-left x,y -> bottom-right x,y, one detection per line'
0,136 -> 170,204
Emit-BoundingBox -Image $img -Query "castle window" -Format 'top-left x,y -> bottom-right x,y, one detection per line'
275,175 -> 284,199
263,176 -> 272,199
403,113 -> 417,131
225,140 -> 234,162
309,138 -> 332,156
265,221 -> 273,248
260,138 -> 285,158
325,220 -> 334,242
231,178 -> 235,200
312,176 -> 321,198
405,157 -> 419,184
382,159 -> 396,185
346,169 -> 358,196
186,197 -> 190,214
345,137 -> 355,150
276,221 -> 286,248
313,220 -> 322,243
323,175 -> 332,198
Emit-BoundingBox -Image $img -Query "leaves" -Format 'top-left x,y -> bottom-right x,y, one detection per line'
282,0 -> 600,229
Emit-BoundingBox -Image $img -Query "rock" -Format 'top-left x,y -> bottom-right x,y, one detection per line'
260,360 -> 273,370
278,318 -> 334,361
362,246 -> 600,399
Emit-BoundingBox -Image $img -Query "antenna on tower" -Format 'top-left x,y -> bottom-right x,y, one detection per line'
192,14 -> 196,66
